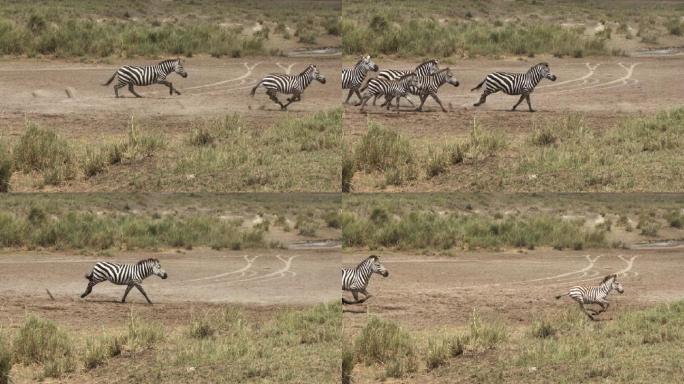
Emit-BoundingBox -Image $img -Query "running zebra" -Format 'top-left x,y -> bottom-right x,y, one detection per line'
342,255 -> 389,304
342,54 -> 379,105
250,64 -> 326,110
103,58 -> 188,98
358,73 -> 418,112
555,274 -> 624,320
471,62 -> 557,112
81,258 -> 168,304
412,68 -> 460,112
370,58 -> 440,106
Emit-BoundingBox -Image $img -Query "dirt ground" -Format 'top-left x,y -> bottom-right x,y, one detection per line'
343,55 -> 684,139
0,56 -> 341,140
0,247 -> 339,330
342,247 -> 684,331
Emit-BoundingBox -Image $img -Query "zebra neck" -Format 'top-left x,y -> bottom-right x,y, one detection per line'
301,73 -> 314,88
528,71 -> 544,86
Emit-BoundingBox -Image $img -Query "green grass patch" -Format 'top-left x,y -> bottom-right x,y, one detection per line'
13,315 -> 76,379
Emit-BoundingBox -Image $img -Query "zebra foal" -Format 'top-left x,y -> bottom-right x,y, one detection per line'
342,255 -> 389,304
250,64 -> 326,110
372,58 -> 440,106
342,54 -> 379,105
472,62 -> 556,112
103,58 -> 188,98
412,68 -> 460,112
81,258 -> 168,304
358,73 -> 417,112
556,274 -> 624,320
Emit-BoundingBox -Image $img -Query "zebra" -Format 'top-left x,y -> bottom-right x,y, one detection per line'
358,73 -> 418,112
103,58 -> 188,98
342,54 -> 379,105
555,274 -> 624,320
250,64 -> 326,110
81,258 -> 168,304
471,62 -> 557,112
371,58 -> 440,106
342,255 -> 389,304
411,68 -> 460,112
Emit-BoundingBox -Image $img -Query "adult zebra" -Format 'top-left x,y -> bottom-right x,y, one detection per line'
370,58 -> 440,106
250,64 -> 326,110
81,258 -> 168,304
471,62 -> 556,112
103,58 -> 188,98
342,255 -> 389,304
555,274 -> 624,320
358,73 -> 418,112
342,54 -> 379,105
411,68 -> 460,112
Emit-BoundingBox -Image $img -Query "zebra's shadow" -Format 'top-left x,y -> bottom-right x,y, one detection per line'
80,299 -> 152,305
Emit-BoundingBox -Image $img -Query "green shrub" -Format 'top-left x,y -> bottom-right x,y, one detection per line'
13,315 -> 76,378
126,313 -> 164,350
13,123 -> 77,184
83,332 -> 124,369
355,123 -> 416,185
355,317 -> 416,367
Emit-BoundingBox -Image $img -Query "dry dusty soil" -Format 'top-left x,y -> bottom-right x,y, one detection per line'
0,247 -> 339,329
344,55 -> 684,139
343,247 -> 684,330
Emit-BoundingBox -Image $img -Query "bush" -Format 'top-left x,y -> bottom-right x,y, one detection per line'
13,315 -> 76,378
342,342 -> 355,384
83,333 -> 124,369
13,123 -> 77,185
468,313 -> 508,350
355,123 -> 417,185
0,335 -> 12,384
665,211 -> 683,228
354,317 -> 416,371
126,313 -> 164,350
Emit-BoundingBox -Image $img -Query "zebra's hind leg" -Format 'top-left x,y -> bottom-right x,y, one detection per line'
416,95 -> 428,112
159,80 -> 180,96
80,280 -> 97,298
135,284 -> 153,305
511,94 -> 526,111
404,95 -> 416,107
473,92 -> 489,107
266,90 -> 285,110
128,84 -> 143,98
579,303 -> 596,321
121,285 -> 134,303
114,84 -> 125,98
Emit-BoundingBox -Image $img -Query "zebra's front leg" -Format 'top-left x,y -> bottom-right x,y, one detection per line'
128,84 -> 143,98
595,301 -> 609,315
525,94 -> 535,112
511,94 -> 526,111
359,95 -> 372,112
135,284 -> 153,305
416,95 -> 428,112
404,95 -> 416,107
344,89 -> 355,104
121,285 -> 134,303
579,303 -> 596,321
159,80 -> 180,96
353,89 -> 364,106
430,94 -> 448,112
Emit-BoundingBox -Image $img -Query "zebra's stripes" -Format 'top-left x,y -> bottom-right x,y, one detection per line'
103,58 -> 188,98
412,68 -> 460,112
359,73 -> 417,112
372,59 -> 440,106
250,64 -> 326,110
343,55 -> 379,105
472,62 -> 557,112
556,274 -> 624,320
81,258 -> 168,304
342,255 -> 389,304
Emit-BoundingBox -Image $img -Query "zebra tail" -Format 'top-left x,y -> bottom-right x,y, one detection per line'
84,272 -> 92,280
470,79 -> 485,92
555,293 -> 568,300
250,80 -> 264,96
102,72 -> 117,86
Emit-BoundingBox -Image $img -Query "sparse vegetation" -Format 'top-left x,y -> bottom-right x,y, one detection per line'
83,332 -> 124,370
0,335 -> 12,384
13,315 -> 76,379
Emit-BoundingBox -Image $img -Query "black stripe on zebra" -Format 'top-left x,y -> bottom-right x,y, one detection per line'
342,255 -> 389,304
472,62 -> 557,112
556,274 -> 624,320
81,258 -> 168,304
250,64 -> 326,110
342,55 -> 379,105
358,73 -> 417,112
410,68 -> 460,112
103,58 -> 188,98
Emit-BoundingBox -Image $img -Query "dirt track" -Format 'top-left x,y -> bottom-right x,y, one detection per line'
343,248 -> 684,330
0,248 -> 339,328
344,56 -> 684,139
0,56 -> 340,139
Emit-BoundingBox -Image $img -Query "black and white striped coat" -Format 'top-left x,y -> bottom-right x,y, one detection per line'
81,258 -> 168,304
103,58 -> 188,98
556,274 -> 624,320
412,68 -> 460,112
472,62 -> 557,112
372,59 -> 440,106
250,64 -> 326,110
359,73 -> 417,112
342,55 -> 379,104
342,255 -> 389,304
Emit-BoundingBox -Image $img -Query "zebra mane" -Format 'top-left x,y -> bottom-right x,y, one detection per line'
159,58 -> 180,65
137,258 -> 159,265
397,73 -> 416,81
600,274 -> 617,284
357,255 -> 378,267
299,65 -> 316,75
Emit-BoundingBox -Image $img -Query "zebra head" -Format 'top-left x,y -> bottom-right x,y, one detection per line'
173,58 -> 188,78
415,59 -> 440,76
533,62 -> 556,82
602,274 -> 623,294
148,259 -> 168,279
360,54 -> 379,72
368,255 -> 389,277
304,64 -> 326,84
441,68 -> 460,87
